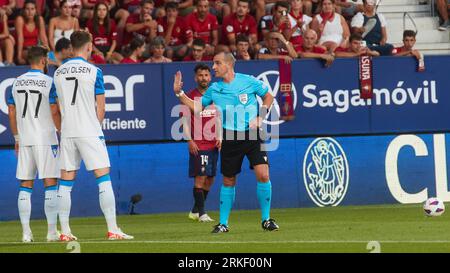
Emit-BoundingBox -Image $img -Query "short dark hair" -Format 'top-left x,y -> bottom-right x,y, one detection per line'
27,46 -> 48,64
274,1 -> 290,11
403,30 -> 417,39
70,31 -> 92,50
349,32 -> 363,42
165,1 -> 178,10
141,0 -> 154,6
192,38 -> 206,48
236,34 -> 249,44
238,0 -> 251,5
55,37 -> 71,53
194,63 -> 211,73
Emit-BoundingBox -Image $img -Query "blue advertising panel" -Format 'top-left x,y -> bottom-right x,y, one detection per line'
100,63 -> 165,142
1,133 -> 449,220
1,56 -> 450,145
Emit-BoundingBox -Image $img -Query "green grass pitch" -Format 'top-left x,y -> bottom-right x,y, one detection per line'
1,204 -> 450,253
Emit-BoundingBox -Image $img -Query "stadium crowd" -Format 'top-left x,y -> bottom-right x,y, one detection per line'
0,0 -> 445,66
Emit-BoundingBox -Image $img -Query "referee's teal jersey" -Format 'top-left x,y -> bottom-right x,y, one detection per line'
201,73 -> 269,132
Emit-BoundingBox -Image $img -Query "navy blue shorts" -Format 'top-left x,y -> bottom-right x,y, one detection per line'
189,149 -> 219,178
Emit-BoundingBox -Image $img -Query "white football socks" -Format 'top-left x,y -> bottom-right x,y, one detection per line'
44,186 -> 58,235
98,179 -> 119,233
18,189 -> 32,235
57,182 -> 74,235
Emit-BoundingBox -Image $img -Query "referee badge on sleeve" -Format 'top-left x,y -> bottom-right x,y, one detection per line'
238,93 -> 248,104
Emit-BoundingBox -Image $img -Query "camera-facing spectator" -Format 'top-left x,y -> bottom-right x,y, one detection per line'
81,1 -> 129,31
121,36 -> 145,64
220,0 -> 257,52
15,0 -> 49,65
392,30 -> 423,60
233,34 -> 254,60
351,0 -> 393,56
124,0 -> 158,45
183,38 -> 212,61
144,36 -> 172,63
335,32 -> 379,57
0,9 -> 14,66
310,0 -> 350,52
259,1 -> 290,42
48,0 -> 80,52
185,0 -> 219,56
258,31 -> 298,63
157,1 -> 192,60
302,0 -> 319,16
280,0 -> 313,53
297,29 -> 334,67
86,2 -> 122,64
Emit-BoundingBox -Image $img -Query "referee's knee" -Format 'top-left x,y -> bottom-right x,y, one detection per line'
257,173 -> 270,183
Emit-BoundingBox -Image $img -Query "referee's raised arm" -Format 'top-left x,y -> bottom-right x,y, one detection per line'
173,71 -> 204,114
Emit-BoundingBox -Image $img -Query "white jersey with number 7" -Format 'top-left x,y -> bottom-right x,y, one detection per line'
53,57 -> 105,138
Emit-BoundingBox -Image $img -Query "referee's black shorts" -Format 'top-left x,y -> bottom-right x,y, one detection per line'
220,129 -> 269,177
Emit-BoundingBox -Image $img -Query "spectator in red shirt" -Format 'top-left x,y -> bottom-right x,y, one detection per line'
335,32 -> 379,57
124,0 -> 157,45
392,30 -> 423,61
15,0 -> 48,65
157,2 -> 192,60
87,2 -> 122,63
221,0 -> 257,53
280,0 -> 313,53
0,10 -> 14,66
81,1 -> 129,31
183,38 -> 212,62
233,34 -> 253,60
259,1 -> 290,42
257,31 -> 297,63
185,0 -> 219,56
120,36 -> 145,63
297,29 -> 334,67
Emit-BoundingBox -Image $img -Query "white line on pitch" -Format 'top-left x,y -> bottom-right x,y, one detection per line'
1,240 -> 450,245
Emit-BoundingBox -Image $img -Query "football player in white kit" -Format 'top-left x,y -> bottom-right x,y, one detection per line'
52,31 -> 133,241
7,46 -> 61,243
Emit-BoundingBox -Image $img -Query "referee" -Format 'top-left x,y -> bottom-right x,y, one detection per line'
173,52 -> 279,233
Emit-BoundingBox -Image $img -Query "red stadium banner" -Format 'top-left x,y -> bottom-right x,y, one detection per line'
278,60 -> 295,121
359,55 -> 373,99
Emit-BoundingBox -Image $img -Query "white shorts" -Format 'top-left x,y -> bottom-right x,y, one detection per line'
17,145 -> 60,180
60,137 -> 111,171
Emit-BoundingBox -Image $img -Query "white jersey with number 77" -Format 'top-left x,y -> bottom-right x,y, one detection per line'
53,57 -> 105,138
7,69 -> 58,146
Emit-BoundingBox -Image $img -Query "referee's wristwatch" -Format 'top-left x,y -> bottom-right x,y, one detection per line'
175,90 -> 185,98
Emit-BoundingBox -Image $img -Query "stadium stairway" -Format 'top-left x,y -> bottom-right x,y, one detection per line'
377,0 -> 450,55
